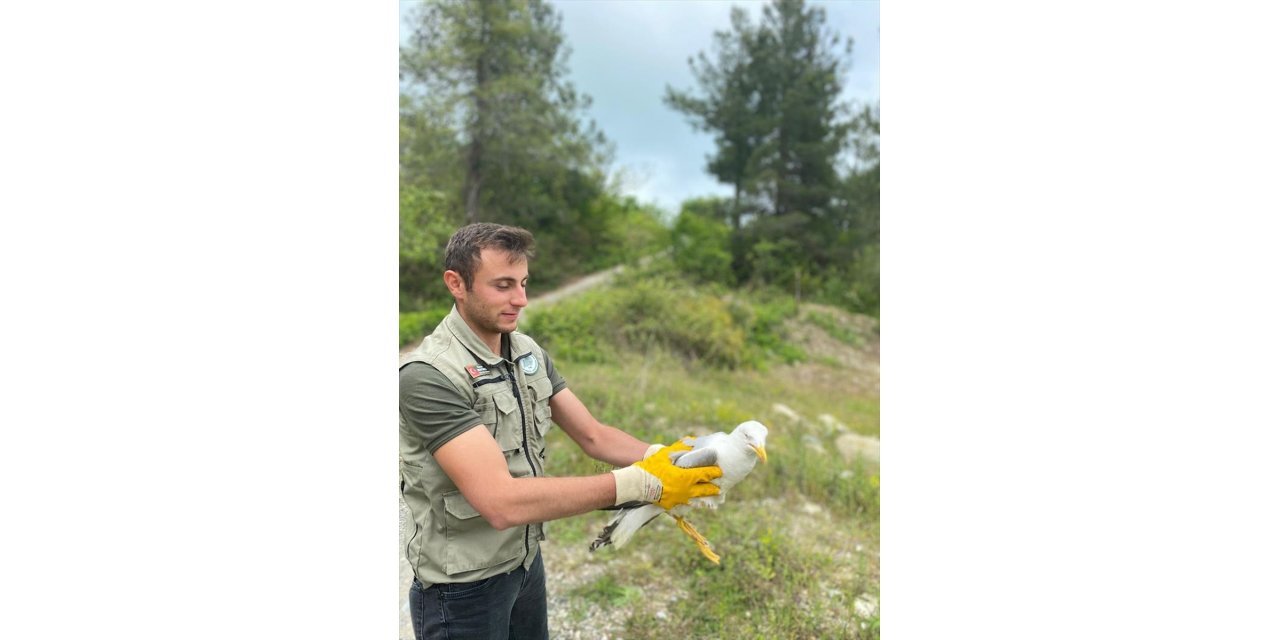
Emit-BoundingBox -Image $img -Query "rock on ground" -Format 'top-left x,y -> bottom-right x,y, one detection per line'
836,433 -> 880,463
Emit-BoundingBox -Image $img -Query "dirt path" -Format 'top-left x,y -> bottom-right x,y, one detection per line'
525,263 -> 627,311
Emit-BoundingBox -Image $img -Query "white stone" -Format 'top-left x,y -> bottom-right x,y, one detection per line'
855,594 -> 878,617
801,433 -> 826,454
818,413 -> 850,433
836,433 -> 880,463
771,403 -> 801,423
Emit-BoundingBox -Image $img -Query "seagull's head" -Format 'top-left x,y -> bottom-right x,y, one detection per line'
734,420 -> 769,464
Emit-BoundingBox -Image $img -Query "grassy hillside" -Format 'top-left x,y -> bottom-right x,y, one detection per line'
522,284 -> 881,639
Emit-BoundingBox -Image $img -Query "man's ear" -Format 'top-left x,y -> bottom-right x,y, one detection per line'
443,270 -> 466,299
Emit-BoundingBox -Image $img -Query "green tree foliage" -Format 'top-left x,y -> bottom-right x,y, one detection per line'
824,105 -> 879,314
666,0 -> 852,222
590,195 -> 671,269
665,0 -> 879,315
663,9 -> 762,230
398,0 -> 665,310
400,0 -> 607,222
399,88 -> 466,311
399,185 -> 456,310
671,198 -> 735,287
751,0 -> 852,220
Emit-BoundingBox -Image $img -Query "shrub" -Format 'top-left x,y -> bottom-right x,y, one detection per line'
399,186 -> 459,311
671,207 -> 734,286
399,304 -> 451,347
523,273 -> 828,370
734,295 -> 807,367
815,244 -> 879,318
523,278 -> 746,368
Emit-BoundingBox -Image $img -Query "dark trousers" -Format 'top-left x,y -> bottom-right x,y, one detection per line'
409,551 -> 549,640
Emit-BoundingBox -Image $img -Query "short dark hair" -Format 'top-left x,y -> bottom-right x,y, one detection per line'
444,223 -> 536,290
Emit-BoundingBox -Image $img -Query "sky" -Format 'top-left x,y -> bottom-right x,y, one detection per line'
400,0 -> 880,215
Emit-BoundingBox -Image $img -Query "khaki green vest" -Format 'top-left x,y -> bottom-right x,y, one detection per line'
399,306 -> 556,588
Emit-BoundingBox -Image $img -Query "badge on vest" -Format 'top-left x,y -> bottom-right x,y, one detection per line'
465,364 -> 490,379
518,354 -> 539,375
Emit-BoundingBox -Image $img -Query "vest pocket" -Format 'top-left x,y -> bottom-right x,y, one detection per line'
476,392 -> 522,453
441,490 -> 522,575
491,392 -> 523,453
529,377 -> 554,437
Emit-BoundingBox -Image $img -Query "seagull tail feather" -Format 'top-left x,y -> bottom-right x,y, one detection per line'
589,504 -> 664,552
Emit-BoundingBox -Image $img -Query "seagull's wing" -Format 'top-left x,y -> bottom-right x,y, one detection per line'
670,432 -> 727,464
673,444 -> 719,469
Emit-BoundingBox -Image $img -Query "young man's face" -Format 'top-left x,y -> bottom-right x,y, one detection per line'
452,248 -> 529,341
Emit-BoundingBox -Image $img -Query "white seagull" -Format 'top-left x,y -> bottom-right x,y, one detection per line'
590,420 -> 769,564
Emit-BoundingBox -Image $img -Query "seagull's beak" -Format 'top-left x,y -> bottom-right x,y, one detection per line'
751,444 -> 768,463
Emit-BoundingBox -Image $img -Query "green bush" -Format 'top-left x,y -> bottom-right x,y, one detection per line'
815,244 -> 879,318
524,278 -> 746,368
733,295 -> 807,367
598,195 -> 671,267
399,304 -> 452,347
805,308 -> 865,348
671,206 -> 734,286
521,295 -> 610,363
400,186 -> 460,312
523,274 -> 825,370
616,282 -> 744,367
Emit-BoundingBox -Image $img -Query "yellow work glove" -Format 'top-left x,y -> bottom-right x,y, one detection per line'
611,439 -> 723,510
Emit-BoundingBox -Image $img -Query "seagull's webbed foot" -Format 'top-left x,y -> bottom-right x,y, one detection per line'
674,515 -> 720,565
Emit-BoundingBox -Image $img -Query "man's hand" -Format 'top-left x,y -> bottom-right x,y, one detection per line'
612,438 -> 722,510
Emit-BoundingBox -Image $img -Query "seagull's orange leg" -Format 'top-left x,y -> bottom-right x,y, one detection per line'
674,515 -> 720,564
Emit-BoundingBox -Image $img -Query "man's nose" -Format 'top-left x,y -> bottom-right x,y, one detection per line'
511,285 -> 528,307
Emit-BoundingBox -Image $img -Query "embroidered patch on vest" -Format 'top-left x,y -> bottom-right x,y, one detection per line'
519,354 -> 539,375
465,364 -> 490,379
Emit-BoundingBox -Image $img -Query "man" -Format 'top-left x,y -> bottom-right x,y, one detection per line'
399,223 -> 722,640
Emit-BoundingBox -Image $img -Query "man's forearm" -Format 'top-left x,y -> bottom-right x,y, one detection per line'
476,473 -> 617,530
582,425 -> 651,466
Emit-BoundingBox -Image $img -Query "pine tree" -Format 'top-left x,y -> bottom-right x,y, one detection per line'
666,0 -> 863,284
666,0 -> 852,225
400,0 -> 607,225
399,0 -> 616,292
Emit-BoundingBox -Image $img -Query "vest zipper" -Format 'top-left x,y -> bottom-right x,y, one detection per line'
509,365 -> 537,564
508,373 -> 537,477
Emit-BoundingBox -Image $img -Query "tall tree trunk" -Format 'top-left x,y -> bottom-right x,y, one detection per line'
464,136 -> 483,223
731,184 -> 742,230
464,10 -> 491,224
